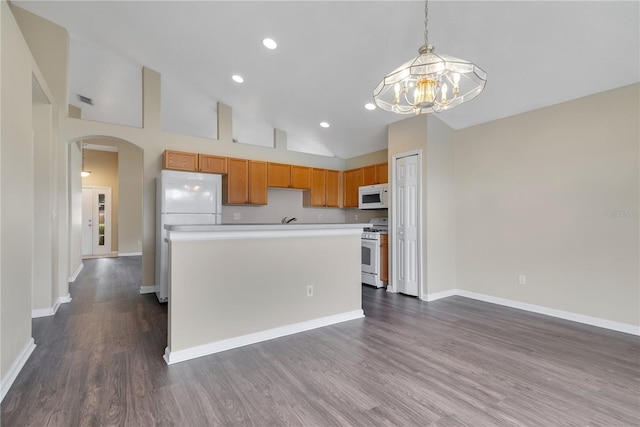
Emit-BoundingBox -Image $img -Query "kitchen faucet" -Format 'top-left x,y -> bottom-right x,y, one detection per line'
282,217 -> 297,224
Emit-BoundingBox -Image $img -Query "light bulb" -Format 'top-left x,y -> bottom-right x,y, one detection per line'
441,83 -> 448,102
452,73 -> 460,95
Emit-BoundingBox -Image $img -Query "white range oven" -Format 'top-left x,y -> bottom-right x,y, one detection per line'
362,217 -> 388,288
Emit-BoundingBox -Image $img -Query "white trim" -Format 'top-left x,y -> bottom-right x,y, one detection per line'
422,289 -> 457,302
118,252 -> 142,257
164,310 -> 365,365
139,285 -> 156,294
68,262 -> 83,282
1,338 -> 36,402
167,227 -> 364,242
31,294 -> 72,318
83,143 -> 118,152
455,290 -> 640,336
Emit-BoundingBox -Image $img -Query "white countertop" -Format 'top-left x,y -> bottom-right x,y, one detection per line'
165,223 -> 369,232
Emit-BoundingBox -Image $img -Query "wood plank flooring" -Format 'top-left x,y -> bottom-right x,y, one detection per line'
2,256 -> 639,426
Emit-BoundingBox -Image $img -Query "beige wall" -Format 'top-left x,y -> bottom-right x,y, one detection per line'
344,148 -> 388,170
387,115 -> 457,297
455,84 -> 640,326
82,149 -> 119,251
169,233 -> 362,352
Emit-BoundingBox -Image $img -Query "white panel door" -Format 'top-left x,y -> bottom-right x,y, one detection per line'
82,186 -> 112,256
81,187 -> 93,256
395,154 -> 419,296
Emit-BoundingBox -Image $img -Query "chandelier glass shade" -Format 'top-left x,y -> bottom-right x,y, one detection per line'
373,2 -> 486,114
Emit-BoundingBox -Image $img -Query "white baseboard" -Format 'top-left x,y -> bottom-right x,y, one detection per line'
164,309 -> 365,365
118,252 -> 142,257
1,338 -> 36,402
139,285 -> 156,295
68,262 -> 83,282
455,290 -> 640,336
422,289 -> 457,302
31,294 -> 72,318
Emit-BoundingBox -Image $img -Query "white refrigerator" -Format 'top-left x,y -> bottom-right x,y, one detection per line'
155,170 -> 222,303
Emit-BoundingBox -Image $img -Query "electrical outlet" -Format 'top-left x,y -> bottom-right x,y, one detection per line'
233,212 -> 241,220
354,214 -> 359,220
318,214 -> 323,221
306,285 -> 314,297
519,274 -> 526,285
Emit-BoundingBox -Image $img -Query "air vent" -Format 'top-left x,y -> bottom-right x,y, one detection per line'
78,95 -> 93,105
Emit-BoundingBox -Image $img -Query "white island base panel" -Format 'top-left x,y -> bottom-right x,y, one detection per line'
164,224 -> 366,364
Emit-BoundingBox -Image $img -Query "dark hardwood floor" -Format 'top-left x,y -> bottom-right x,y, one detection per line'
2,257 -> 639,426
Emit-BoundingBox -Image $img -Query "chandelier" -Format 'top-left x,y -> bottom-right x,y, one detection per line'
373,0 -> 486,115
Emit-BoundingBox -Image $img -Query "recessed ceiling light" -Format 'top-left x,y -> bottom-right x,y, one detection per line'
262,38 -> 277,50
320,122 -> 330,128
364,103 -> 376,111
232,74 -> 244,83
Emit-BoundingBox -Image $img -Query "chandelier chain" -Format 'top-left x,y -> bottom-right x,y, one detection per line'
423,0 -> 429,45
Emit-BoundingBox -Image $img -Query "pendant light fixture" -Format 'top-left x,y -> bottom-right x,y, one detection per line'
373,0 -> 486,115
81,142 -> 91,177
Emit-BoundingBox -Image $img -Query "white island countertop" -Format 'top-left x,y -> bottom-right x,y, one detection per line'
165,223 -> 369,232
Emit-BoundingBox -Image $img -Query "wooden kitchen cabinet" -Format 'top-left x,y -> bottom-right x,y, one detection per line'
380,234 -> 389,284
199,154 -> 227,174
362,165 -> 377,186
249,161 -> 268,205
343,168 -> 363,208
304,168 -> 326,207
291,165 -> 311,189
268,163 -> 291,188
223,159 -> 268,205
223,158 -> 249,204
326,170 -> 340,208
163,150 -> 198,172
375,163 -> 388,184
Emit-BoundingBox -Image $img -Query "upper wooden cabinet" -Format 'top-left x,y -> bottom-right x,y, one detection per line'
362,165 -> 377,186
343,168 -> 363,208
249,161 -> 268,205
199,154 -> 227,174
163,150 -> 198,172
223,159 -> 268,205
223,158 -> 249,205
304,168 -> 326,207
291,165 -> 311,189
268,163 -> 291,188
375,163 -> 388,184
326,170 -> 340,208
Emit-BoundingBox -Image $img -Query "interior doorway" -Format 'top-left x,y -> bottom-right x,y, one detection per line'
82,186 -> 112,257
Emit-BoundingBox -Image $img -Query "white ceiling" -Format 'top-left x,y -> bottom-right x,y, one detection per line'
14,1 -> 640,159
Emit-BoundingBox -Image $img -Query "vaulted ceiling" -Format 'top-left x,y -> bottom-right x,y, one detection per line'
14,1 -> 640,158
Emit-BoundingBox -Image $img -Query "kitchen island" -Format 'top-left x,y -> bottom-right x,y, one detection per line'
163,223 -> 367,364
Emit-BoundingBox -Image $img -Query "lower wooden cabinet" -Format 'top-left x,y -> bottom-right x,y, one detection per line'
380,234 -> 389,283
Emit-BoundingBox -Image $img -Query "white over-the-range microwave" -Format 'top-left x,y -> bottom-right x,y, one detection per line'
358,184 -> 389,209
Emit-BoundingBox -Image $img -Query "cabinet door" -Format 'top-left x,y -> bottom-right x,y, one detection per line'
199,154 -> 227,174
362,165 -> 377,186
249,161 -> 268,205
163,150 -> 198,171
380,234 -> 389,283
291,165 -> 311,189
268,163 -> 291,188
343,169 -> 363,208
375,163 -> 388,184
310,168 -> 326,207
223,158 -> 249,204
326,170 -> 340,208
